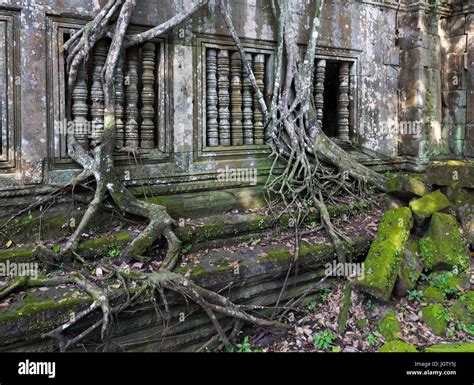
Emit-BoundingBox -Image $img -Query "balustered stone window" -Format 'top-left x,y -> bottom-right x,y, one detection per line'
313,58 -> 354,144
47,18 -> 170,168
0,10 -> 19,171
196,36 -> 275,158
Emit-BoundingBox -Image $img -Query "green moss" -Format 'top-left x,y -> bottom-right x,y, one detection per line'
422,286 -> 445,303
378,310 -> 401,341
78,231 -> 131,256
409,190 -> 452,223
424,343 -> 474,353
450,291 -> 474,326
428,271 -> 468,296
421,304 -> 448,336
356,319 -> 368,330
356,207 -> 414,301
0,296 -> 86,322
387,174 -> 430,198
0,247 -> 33,263
398,239 -> 422,291
419,213 -> 468,271
427,160 -> 474,189
379,341 -> 417,352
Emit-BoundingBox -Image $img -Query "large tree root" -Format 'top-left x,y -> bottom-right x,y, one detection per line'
1,268 -> 286,351
5,0 -> 389,351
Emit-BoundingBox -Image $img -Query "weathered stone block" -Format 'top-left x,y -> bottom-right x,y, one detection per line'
441,15 -> 467,38
450,291 -> 474,326
355,207 -> 413,301
379,341 -> 417,352
419,212 -> 469,271
424,343 -> 474,353
378,310 -> 401,342
445,187 -> 474,243
421,304 -> 448,336
395,238 -> 423,297
427,160 -> 474,188
387,174 -> 430,200
422,286 -> 445,303
465,124 -> 474,156
409,190 -> 452,223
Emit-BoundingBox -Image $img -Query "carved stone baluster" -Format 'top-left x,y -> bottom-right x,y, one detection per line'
337,62 -> 350,142
206,49 -> 219,146
72,66 -> 89,150
140,42 -> 156,149
115,53 -> 125,148
314,59 -> 326,128
230,52 -> 243,146
89,39 -> 108,147
242,53 -> 254,145
253,54 -> 265,145
125,47 -> 140,148
217,49 -> 230,146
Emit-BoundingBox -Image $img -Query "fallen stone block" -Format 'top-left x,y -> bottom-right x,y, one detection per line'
445,187 -> 474,244
379,341 -> 417,352
419,212 -> 469,272
424,343 -> 474,352
422,286 -> 445,303
378,310 -> 401,341
421,304 -> 448,336
409,190 -> 452,224
394,238 -> 423,298
427,160 -> 474,189
387,173 -> 430,200
355,207 -> 413,301
450,291 -> 474,326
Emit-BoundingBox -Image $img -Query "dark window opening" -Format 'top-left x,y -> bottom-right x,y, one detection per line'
322,61 -> 339,138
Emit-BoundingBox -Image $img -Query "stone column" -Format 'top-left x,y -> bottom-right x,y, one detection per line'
242,53 -> 254,145
72,66 -> 89,150
115,53 -> 125,148
314,59 -> 326,128
206,49 -> 219,146
230,52 -> 243,146
337,62 -> 350,142
217,49 -> 231,146
253,54 -> 265,145
140,42 -> 156,149
89,40 -> 108,147
125,47 -> 140,148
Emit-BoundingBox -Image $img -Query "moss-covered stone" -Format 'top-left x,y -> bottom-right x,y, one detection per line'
446,187 -> 474,244
422,286 -> 445,303
427,160 -> 474,189
419,213 -> 468,271
424,343 -> 474,353
421,304 -> 448,336
428,271 -> 469,296
409,190 -> 452,224
355,207 -> 414,301
379,341 -> 417,352
378,310 -> 401,341
387,174 -> 430,200
395,238 -> 423,297
450,291 -> 474,326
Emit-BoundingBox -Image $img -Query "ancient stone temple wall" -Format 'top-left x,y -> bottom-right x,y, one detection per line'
0,0 -> 471,198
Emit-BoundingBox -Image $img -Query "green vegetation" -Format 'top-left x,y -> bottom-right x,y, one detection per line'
312,330 -> 336,350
